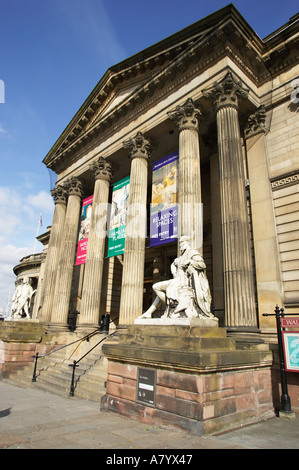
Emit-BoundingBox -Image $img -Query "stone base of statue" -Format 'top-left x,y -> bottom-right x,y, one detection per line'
101,323 -> 275,435
134,316 -> 218,327
0,320 -> 51,378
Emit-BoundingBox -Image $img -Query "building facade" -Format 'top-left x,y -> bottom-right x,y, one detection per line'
36,5 -> 298,334
2,5 -> 299,431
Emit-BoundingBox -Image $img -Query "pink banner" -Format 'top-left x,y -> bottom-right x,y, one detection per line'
75,195 -> 93,265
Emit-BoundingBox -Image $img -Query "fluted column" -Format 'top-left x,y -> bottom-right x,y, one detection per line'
168,98 -> 203,252
51,177 -> 84,325
119,132 -> 152,326
204,71 -> 257,329
38,185 -> 68,322
244,106 -> 283,329
79,157 -> 113,326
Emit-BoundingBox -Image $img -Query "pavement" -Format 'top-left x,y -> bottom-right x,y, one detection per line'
0,381 -> 298,451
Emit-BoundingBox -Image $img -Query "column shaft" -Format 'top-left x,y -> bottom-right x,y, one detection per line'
244,107 -> 283,329
217,105 -> 256,327
79,158 -> 112,326
38,185 -> 67,322
168,98 -> 202,252
51,178 -> 83,325
204,71 -> 257,328
119,132 -> 152,326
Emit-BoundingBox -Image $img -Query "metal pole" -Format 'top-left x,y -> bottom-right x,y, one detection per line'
69,360 -> 78,397
31,352 -> 39,382
263,306 -> 293,415
275,306 -> 293,414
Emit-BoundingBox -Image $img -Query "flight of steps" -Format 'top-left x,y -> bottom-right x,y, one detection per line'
4,345 -> 109,402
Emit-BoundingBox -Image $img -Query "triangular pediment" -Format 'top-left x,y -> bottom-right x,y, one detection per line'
44,4 -> 297,172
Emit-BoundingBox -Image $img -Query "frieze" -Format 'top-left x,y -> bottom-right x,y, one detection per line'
271,172 -> 299,191
48,33 -> 262,172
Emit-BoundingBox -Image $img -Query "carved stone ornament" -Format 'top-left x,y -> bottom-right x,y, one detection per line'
123,131 -> 153,160
51,184 -> 68,205
203,71 -> 249,111
167,97 -> 201,131
65,177 -> 84,198
90,156 -> 113,181
244,105 -> 266,138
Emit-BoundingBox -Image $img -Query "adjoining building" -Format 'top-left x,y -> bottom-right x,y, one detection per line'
1,4 -> 298,434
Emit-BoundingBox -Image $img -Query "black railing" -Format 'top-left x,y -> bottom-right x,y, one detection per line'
263,305 -> 297,416
31,327 -> 101,383
32,315 -> 119,397
68,329 -> 117,397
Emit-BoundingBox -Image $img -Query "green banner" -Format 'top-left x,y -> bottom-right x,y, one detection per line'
107,176 -> 130,257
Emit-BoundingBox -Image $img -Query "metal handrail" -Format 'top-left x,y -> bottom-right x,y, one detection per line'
69,328 -> 118,397
31,327 -> 101,382
31,316 -> 119,400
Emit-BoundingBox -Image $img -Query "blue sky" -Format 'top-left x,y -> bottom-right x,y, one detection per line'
0,0 -> 297,313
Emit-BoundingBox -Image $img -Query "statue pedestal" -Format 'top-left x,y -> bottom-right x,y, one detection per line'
134,317 -> 219,328
101,324 -> 275,435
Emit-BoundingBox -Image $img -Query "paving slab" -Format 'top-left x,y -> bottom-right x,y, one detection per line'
0,381 -> 298,451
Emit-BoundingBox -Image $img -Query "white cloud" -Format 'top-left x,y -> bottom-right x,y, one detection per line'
0,186 -> 54,312
26,190 -> 54,214
0,123 -> 8,135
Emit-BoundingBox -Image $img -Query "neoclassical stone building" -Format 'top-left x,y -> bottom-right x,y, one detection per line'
2,5 -> 298,432
37,4 -> 298,333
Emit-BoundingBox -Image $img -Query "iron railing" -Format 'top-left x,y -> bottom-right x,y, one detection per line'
31,316 -> 118,397
263,305 -> 298,416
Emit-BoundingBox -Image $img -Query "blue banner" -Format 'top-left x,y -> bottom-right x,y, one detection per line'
150,152 -> 179,247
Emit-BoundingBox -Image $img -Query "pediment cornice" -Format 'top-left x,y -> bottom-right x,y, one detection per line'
43,6 -> 298,173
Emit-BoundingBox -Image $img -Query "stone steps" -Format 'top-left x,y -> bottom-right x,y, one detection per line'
4,342 -> 110,402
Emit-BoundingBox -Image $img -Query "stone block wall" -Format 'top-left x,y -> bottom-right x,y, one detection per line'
102,360 -> 274,435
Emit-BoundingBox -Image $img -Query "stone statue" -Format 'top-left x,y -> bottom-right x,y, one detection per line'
139,236 -> 216,320
9,277 -> 36,319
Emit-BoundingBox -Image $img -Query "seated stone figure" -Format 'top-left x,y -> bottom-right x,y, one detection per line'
139,236 -> 216,320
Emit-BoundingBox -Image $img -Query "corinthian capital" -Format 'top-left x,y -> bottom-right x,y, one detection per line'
123,131 -> 153,161
90,156 -> 113,181
65,177 -> 84,198
203,71 -> 248,111
51,184 -> 68,205
244,105 -> 266,138
167,98 -> 201,131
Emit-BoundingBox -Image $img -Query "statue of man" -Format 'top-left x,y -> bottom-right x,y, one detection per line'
12,277 -> 35,319
140,236 -> 215,320
10,280 -> 23,318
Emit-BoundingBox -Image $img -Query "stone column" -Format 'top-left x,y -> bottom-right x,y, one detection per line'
203,71 -> 257,329
244,106 -> 283,330
79,157 -> 113,327
38,184 -> 68,322
119,132 -> 152,326
51,177 -> 84,325
168,98 -> 203,253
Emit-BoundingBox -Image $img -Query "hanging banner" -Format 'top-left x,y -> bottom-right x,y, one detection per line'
107,176 -> 130,257
75,195 -> 93,265
150,151 -> 179,247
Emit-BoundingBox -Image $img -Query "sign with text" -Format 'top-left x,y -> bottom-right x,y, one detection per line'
282,331 -> 299,373
282,317 -> 299,373
75,195 -> 93,265
136,367 -> 156,406
150,152 -> 179,247
107,176 -> 130,258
